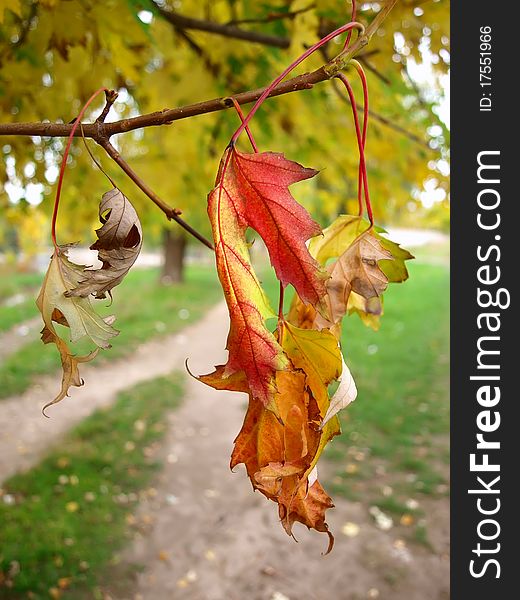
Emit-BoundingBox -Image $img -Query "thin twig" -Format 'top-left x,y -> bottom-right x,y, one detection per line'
0,71 -> 319,139
0,58 -> 405,141
96,89 -> 119,123
99,140 -> 214,251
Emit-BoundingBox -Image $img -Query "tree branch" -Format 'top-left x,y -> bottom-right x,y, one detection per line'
155,5 -> 290,49
0,70 -> 320,139
0,1 -> 399,250
226,4 -> 316,26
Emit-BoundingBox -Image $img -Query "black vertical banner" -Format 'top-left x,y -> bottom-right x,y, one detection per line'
451,2 -> 514,598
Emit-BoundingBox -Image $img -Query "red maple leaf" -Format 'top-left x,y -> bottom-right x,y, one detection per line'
206,147 -> 327,406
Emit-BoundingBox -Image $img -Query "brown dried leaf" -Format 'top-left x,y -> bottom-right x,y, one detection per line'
319,230 -> 392,327
229,369 -> 336,544
65,188 -> 142,299
291,215 -> 413,331
40,327 -> 98,413
278,477 -> 335,554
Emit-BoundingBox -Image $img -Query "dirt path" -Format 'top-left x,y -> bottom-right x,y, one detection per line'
0,304 -> 228,483
111,312 -> 449,600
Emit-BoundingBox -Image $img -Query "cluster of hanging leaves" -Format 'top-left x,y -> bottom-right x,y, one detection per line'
28,2 -> 419,552
36,189 -> 142,414
198,146 -> 413,550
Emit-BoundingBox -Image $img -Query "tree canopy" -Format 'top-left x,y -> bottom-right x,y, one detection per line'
0,0 -> 449,255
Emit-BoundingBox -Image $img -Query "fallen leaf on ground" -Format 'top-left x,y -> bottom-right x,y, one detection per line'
341,521 -> 360,537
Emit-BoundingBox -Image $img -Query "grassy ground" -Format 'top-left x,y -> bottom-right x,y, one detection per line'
0,265 -> 221,400
0,247 -> 449,587
0,374 -> 183,599
0,271 -> 42,333
0,270 -> 42,300
0,300 -> 38,334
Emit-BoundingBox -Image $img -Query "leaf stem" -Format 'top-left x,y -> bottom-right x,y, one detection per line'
226,97 -> 259,152
51,87 -> 108,249
349,59 -> 369,217
352,60 -> 372,223
278,282 -> 285,321
96,89 -> 119,123
343,0 -> 357,50
335,73 -> 373,224
230,20 -> 365,145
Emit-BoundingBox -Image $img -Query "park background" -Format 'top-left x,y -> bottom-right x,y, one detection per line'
0,1 -> 449,598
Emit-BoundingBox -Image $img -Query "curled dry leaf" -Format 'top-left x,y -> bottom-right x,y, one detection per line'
36,188 -> 141,412
320,230 -> 392,326
289,215 -> 414,331
65,188 -> 143,299
228,370 -> 336,551
36,247 -> 119,413
199,148 -> 344,546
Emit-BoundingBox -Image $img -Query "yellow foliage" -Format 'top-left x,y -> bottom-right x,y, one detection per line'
0,0 -> 449,245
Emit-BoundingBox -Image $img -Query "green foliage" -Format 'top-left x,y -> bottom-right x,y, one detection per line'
1,0 -> 449,248
0,373 -> 183,598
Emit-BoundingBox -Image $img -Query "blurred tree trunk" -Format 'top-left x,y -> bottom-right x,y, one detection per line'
161,228 -> 186,284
